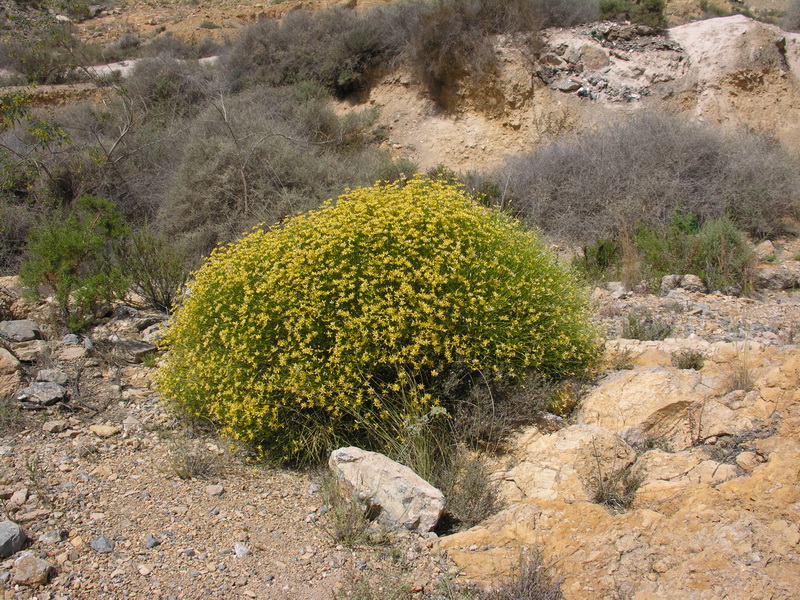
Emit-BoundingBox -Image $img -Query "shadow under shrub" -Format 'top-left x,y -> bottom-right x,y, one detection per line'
156,177 -> 598,465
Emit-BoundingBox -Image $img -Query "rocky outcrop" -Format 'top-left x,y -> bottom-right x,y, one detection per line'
440,338 -> 800,599
501,425 -> 635,502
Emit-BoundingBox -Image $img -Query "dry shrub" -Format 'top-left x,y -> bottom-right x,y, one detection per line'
497,112 -> 800,242
158,86 -> 387,261
782,0 -> 800,32
484,550 -> 563,600
223,6 -> 412,96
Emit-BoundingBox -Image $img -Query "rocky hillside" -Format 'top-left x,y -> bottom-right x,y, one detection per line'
358,15 -> 800,171
0,238 -> 798,599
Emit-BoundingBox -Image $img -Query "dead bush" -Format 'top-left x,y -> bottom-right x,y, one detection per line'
497,112 -> 800,242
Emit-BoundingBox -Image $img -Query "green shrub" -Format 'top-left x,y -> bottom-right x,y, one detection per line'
635,216 -> 755,292
122,229 -> 189,312
671,349 -> 705,370
599,0 -> 665,27
156,177 -> 598,465
19,195 -> 129,331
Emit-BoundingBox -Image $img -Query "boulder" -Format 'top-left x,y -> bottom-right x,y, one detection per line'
0,521 -> 26,557
580,44 -> 610,70
16,382 -> 67,409
329,447 -> 445,532
660,274 -> 682,294
0,320 -> 40,342
754,239 -> 775,260
13,340 -> 47,362
753,265 -> 799,290
501,425 -> 636,503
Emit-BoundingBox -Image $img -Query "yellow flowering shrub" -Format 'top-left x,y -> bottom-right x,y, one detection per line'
156,177 -> 598,464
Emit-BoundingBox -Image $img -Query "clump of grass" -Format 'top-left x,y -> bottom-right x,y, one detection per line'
161,436 -> 222,480
483,549 -> 564,600
621,310 -> 672,341
435,453 -> 503,533
586,465 -> 642,513
604,347 -> 634,371
318,472 -> 386,548
671,349 -> 706,371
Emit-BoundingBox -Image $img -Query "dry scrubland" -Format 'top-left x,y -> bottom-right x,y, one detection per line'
2,0 -> 800,598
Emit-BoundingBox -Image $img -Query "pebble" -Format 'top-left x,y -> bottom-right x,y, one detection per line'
205,484 -> 224,497
234,544 -> 250,558
145,533 -> 161,549
90,534 -> 114,554
89,424 -> 121,438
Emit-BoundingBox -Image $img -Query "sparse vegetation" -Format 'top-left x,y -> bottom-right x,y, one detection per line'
435,452 -> 503,532
161,435 -> 223,480
319,471 -> 387,548
482,550 -> 564,600
621,309 -> 672,341
671,349 -> 706,371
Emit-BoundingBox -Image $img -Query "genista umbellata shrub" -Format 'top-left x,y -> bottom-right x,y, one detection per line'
156,177 -> 598,464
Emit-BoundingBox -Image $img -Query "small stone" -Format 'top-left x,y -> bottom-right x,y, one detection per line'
16,382 -> 67,408
42,420 -> 69,434
735,451 -> 761,471
13,554 -> 53,586
89,424 -> 121,438
61,334 -> 80,344
138,564 -> 152,576
0,521 -> 26,557
36,369 -> 69,386
90,534 -> 114,554
145,534 -> 161,549
205,485 -> 224,497
8,488 -> 27,507
59,347 -> 87,361
553,78 -> 581,92
115,340 -> 157,363
39,530 -> 66,545
234,544 -> 250,558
